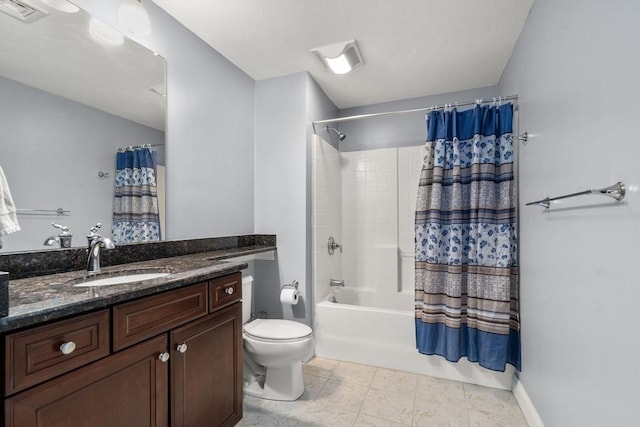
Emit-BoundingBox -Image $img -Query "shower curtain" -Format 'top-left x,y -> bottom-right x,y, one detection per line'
414,104 -> 520,372
112,146 -> 161,244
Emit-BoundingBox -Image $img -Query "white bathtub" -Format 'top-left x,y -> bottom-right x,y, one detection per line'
313,288 -> 515,390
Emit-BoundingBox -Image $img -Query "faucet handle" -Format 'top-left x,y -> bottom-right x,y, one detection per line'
89,223 -> 103,234
51,222 -> 69,233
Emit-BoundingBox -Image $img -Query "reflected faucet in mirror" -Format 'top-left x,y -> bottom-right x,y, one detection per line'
43,222 -> 72,248
86,223 -> 115,274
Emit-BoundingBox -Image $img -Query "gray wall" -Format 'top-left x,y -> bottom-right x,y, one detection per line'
0,76 -> 163,252
337,86 -> 500,152
254,72 -> 309,322
76,0 -> 256,239
499,1 -> 640,426
253,72 -> 337,325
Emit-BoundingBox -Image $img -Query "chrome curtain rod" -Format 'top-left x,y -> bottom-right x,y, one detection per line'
117,143 -> 164,152
312,95 -> 519,131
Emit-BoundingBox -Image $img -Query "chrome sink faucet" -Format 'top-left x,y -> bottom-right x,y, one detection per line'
43,222 -> 73,248
86,223 -> 115,274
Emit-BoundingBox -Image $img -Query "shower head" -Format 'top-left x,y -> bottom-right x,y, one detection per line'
326,126 -> 346,141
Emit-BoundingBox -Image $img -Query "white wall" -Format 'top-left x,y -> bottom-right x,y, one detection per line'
341,148 -> 399,299
0,76 -> 163,252
75,0 -> 256,238
311,136 -> 342,303
499,1 -> 640,426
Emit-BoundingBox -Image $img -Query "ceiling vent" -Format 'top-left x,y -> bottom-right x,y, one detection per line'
0,0 -> 48,23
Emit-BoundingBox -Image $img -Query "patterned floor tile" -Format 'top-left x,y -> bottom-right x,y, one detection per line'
302,357 -> 340,379
467,408 -> 528,427
355,413 -> 411,426
463,383 -> 520,415
315,378 -> 369,413
330,361 -> 377,386
360,386 -> 416,425
241,359 -> 528,427
415,375 -> 466,409
370,367 -> 418,395
412,403 -> 470,427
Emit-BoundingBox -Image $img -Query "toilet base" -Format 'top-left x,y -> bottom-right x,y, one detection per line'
244,361 -> 304,401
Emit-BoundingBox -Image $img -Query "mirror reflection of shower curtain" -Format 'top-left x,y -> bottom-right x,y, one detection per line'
112,146 -> 161,244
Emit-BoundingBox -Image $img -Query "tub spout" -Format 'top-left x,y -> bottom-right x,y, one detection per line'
330,279 -> 345,287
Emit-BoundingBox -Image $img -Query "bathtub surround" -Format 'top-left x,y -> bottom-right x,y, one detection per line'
415,103 -> 520,372
312,136 -> 514,390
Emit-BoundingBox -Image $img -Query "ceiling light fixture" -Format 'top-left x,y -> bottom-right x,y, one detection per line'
311,40 -> 364,75
89,16 -> 125,46
117,0 -> 150,37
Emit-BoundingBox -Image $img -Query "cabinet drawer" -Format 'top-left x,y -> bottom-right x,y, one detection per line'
5,309 -> 110,395
209,273 -> 242,312
113,283 -> 208,351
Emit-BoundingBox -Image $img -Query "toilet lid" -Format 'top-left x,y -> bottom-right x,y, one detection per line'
244,319 -> 312,341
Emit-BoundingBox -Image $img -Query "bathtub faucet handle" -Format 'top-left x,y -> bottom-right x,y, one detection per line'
330,279 -> 345,287
328,236 -> 342,255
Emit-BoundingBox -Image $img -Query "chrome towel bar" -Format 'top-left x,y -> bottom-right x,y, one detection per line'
16,208 -> 70,215
526,182 -> 626,208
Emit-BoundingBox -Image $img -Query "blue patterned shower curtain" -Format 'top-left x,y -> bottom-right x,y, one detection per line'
112,146 -> 161,244
414,104 -> 520,372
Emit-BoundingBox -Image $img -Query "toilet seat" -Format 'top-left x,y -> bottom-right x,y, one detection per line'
244,319 -> 312,342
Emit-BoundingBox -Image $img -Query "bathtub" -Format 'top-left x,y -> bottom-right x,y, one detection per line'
313,287 -> 515,390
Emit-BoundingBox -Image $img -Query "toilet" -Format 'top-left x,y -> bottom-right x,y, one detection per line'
242,275 -> 313,401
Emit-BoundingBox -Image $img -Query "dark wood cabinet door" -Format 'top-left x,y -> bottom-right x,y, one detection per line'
170,303 -> 242,427
5,335 -> 169,427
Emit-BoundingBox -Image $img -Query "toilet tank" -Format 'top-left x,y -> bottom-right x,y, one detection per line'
242,275 -> 253,323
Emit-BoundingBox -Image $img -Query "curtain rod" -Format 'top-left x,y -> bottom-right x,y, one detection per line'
312,95 -> 518,131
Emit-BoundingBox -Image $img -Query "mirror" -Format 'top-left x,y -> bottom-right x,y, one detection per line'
0,0 -> 166,253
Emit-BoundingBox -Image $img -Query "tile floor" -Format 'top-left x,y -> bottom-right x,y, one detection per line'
238,357 -> 528,427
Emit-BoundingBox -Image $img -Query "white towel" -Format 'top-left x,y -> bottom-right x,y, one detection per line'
0,166 -> 21,237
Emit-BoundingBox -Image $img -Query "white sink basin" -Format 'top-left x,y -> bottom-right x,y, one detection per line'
73,272 -> 170,287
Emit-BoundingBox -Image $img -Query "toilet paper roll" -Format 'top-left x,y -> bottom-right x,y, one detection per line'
280,287 -> 300,305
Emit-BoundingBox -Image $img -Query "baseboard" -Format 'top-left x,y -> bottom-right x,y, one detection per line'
512,375 -> 544,427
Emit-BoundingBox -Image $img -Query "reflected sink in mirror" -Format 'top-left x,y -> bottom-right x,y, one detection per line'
71,268 -> 173,287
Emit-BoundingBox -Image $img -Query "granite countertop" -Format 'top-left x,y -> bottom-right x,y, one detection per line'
0,245 -> 276,333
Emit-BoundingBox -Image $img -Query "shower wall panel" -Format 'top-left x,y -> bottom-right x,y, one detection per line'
311,137 -> 343,303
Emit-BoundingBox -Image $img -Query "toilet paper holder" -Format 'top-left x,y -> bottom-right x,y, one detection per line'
281,280 -> 299,291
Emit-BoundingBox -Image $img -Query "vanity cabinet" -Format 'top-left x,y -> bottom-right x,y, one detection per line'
5,335 -> 169,427
170,303 -> 242,427
3,272 -> 243,427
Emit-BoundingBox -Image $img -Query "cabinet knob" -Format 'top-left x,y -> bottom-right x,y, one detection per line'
158,352 -> 170,363
225,287 -> 234,295
176,343 -> 188,353
59,341 -> 76,355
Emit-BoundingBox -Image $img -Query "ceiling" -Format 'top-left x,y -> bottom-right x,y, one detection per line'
0,0 -> 165,130
152,0 -> 534,109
